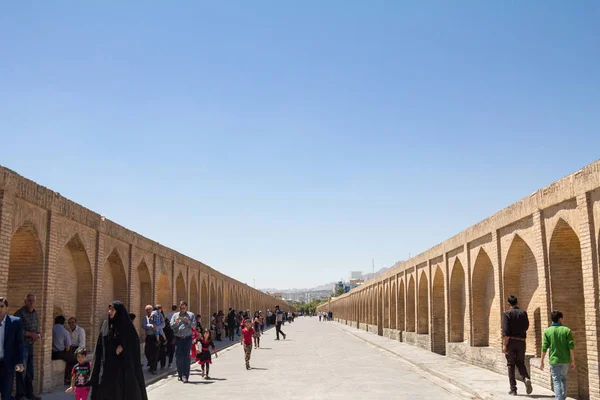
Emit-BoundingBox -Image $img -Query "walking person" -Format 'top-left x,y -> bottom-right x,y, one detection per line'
227,309 -> 236,341
0,297 -> 25,400
252,311 -> 261,349
15,294 -> 41,400
170,301 -> 195,383
142,305 -> 160,374
502,295 -> 533,396
274,305 -> 286,340
159,306 -> 175,370
540,310 -> 576,400
89,301 -> 147,400
198,330 -> 217,379
241,319 -> 254,370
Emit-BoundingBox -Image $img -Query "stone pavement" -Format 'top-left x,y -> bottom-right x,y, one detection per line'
39,329 -> 246,400
145,317 -> 473,400
335,321 -> 572,400
41,319 -> 571,399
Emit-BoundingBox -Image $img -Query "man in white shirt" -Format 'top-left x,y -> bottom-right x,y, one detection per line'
67,317 -> 86,352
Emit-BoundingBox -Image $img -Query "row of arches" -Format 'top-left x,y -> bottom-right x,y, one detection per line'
5,220 -> 284,393
323,218 -> 593,399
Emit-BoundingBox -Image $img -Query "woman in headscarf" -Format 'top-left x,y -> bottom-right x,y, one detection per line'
90,301 -> 148,400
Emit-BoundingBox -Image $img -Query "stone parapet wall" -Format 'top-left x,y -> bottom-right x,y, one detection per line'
0,166 -> 291,394
318,159 -> 600,399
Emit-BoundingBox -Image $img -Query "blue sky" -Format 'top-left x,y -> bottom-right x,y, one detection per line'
1,2 -> 599,290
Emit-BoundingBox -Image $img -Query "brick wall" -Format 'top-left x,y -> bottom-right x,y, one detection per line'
318,160 -> 600,399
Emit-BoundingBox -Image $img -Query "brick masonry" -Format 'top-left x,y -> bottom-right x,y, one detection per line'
320,159 -> 600,400
0,166 -> 291,394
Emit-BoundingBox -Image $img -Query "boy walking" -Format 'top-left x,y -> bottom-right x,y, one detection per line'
540,310 -> 575,400
241,320 -> 254,370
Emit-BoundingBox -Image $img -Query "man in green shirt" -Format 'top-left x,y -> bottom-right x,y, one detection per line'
540,310 -> 575,400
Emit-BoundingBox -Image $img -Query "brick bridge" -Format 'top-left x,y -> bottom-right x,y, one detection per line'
0,166 -> 290,393
319,159 -> 600,400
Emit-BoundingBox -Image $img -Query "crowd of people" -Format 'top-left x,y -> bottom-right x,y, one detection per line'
0,292 -> 297,400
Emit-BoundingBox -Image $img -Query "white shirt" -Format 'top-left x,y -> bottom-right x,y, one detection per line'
70,325 -> 86,349
0,314 -> 6,359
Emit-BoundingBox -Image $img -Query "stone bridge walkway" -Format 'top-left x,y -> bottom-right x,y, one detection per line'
42,318 -> 571,399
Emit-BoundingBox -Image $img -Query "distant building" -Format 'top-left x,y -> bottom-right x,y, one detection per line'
273,292 -> 283,300
350,271 -> 363,280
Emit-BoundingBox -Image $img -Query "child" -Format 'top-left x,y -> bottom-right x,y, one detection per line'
151,308 -> 167,345
65,348 -> 91,400
198,329 -> 218,379
253,311 -> 261,349
241,319 -> 255,370
190,327 -> 199,360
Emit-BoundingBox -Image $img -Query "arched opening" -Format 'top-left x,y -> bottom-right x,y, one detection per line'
175,272 -> 186,304
384,286 -> 390,329
398,280 -> 405,331
418,271 -> 429,334
157,274 -> 171,309
471,248 -> 494,347
102,249 -> 127,315
8,222 -> 44,390
190,276 -> 199,314
432,267 -> 446,355
209,283 -> 217,315
218,286 -> 223,312
503,234 -> 541,355
450,259 -> 465,342
200,280 -> 209,322
136,260 -> 152,337
377,287 -> 383,335
55,234 -> 94,349
390,282 -> 397,330
549,219 -> 588,398
407,277 -> 416,332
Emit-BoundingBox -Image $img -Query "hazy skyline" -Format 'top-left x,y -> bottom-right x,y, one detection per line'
1,2 -> 599,288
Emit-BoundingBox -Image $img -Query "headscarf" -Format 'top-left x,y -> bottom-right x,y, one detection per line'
91,301 -> 148,400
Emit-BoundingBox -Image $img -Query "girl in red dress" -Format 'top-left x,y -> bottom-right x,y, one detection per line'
198,330 -> 218,379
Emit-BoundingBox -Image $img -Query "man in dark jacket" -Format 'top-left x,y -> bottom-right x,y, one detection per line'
502,295 -> 533,396
0,297 -> 25,400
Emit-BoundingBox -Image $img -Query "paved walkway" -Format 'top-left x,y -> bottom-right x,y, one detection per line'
145,318 -> 472,400
42,319 -> 570,399
335,322 -> 570,400
40,329 -> 246,400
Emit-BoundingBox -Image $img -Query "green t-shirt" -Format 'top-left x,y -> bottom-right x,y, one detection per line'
542,323 -> 574,365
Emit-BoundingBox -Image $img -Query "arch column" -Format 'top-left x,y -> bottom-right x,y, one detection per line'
576,194 -> 600,399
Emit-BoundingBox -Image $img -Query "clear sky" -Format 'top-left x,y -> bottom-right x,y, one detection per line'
1,2 -> 599,290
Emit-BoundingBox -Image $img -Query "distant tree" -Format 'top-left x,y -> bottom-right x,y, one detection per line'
334,286 -> 346,297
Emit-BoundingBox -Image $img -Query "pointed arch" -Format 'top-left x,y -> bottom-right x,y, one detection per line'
218,285 -> 223,312
407,276 -> 416,332
136,259 -> 152,336
103,249 -> 127,310
190,275 -> 199,314
55,234 -> 94,348
390,281 -> 397,330
503,234 -> 540,355
200,279 -> 209,321
449,259 -> 465,342
549,218 -> 588,397
418,271 -> 429,334
384,285 -> 390,329
398,279 -> 405,331
157,273 -> 171,309
471,248 -> 494,347
175,272 -> 186,304
8,221 -> 44,311
209,282 -> 217,315
432,267 -> 445,355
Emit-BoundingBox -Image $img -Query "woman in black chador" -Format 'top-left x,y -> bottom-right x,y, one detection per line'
90,301 -> 148,400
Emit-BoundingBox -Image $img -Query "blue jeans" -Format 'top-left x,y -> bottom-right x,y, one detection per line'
175,336 -> 192,379
550,364 -> 569,400
16,342 -> 34,398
